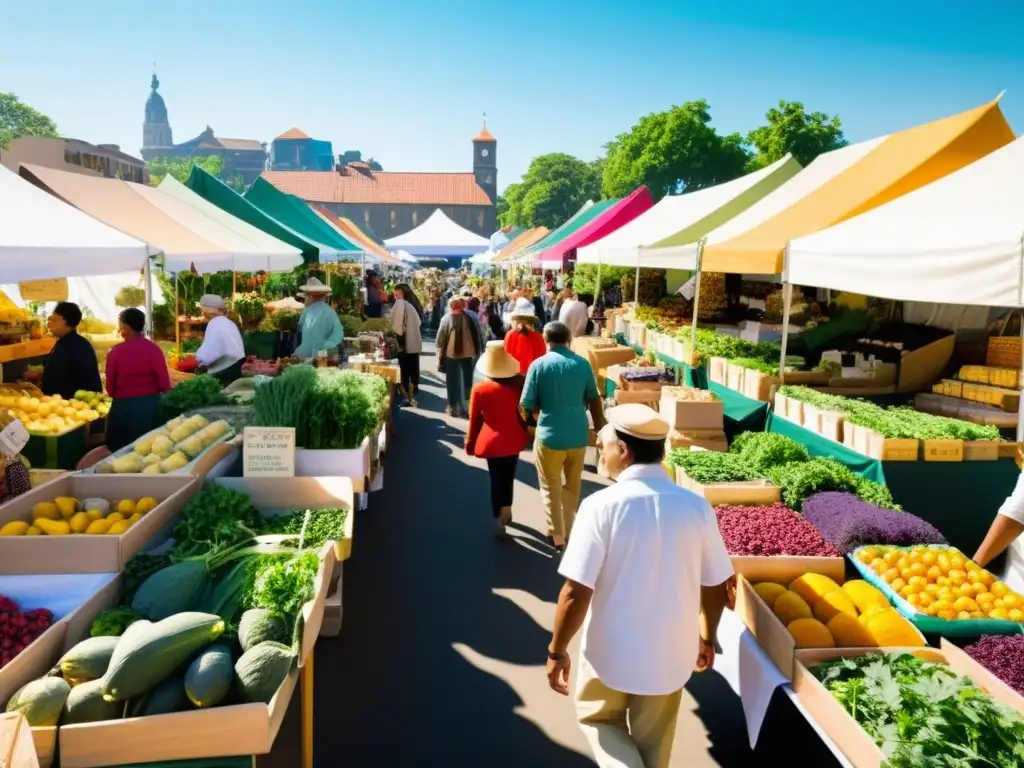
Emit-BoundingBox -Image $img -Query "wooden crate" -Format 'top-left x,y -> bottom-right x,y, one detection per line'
963,440 -> 999,461
922,439 -> 964,462
674,469 -> 780,506
987,336 -> 1021,368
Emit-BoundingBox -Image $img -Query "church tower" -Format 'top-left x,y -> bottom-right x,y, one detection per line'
142,73 -> 173,158
472,122 -> 497,203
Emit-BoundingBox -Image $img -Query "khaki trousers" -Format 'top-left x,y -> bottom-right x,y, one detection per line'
575,656 -> 683,768
534,440 -> 586,541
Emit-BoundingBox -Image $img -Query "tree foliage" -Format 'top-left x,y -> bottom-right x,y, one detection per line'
746,100 -> 847,170
601,100 -> 749,201
0,93 -> 58,149
147,155 -> 225,186
500,153 -> 601,229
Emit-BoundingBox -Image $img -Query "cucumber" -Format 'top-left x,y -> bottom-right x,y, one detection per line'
184,644 -> 233,708
126,674 -> 189,718
234,641 -> 294,704
59,636 -> 120,680
62,679 -> 119,724
238,609 -> 288,652
131,561 -> 210,621
101,612 -> 225,702
5,677 -> 71,726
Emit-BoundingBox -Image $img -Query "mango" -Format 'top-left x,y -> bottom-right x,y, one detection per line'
26,525 -> 42,535
787,618 -> 835,649
812,590 -> 858,623
31,501 -> 61,521
84,519 -> 112,535
115,500 -> 136,516
863,611 -> 924,647
85,509 -> 105,522
108,520 -> 131,535
789,574 -> 841,607
826,613 -> 877,647
842,580 -> 890,614
135,497 -> 158,515
0,520 -> 30,536
54,497 -> 79,519
105,513 -> 125,525
753,582 -> 787,606
773,591 -> 813,625
69,512 -> 90,534
35,518 -> 70,536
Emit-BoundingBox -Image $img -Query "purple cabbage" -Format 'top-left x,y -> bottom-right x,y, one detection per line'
964,635 -> 1024,695
801,491 -> 946,554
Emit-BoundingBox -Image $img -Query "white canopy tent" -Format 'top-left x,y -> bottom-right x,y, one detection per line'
0,163 -> 152,280
384,209 -> 489,257
2,269 -> 161,325
785,136 -> 1024,308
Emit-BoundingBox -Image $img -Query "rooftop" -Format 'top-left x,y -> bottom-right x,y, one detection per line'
275,128 -> 310,141
261,169 -> 493,206
473,124 -> 496,142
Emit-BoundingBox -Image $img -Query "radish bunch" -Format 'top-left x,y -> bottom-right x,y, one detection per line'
0,595 -> 53,669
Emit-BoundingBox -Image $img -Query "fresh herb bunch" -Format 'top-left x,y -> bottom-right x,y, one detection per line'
766,458 -> 898,510
252,365 -> 319,431
122,553 -> 172,601
241,552 -> 320,621
666,450 -> 759,484
160,375 -> 231,418
171,486 -> 263,559
730,432 -> 810,474
813,653 -> 1024,767
259,508 -> 348,549
89,607 -> 145,637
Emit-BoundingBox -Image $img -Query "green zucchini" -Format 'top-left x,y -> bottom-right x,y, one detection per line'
101,612 -> 225,702
184,644 -> 233,708
126,674 -> 189,718
62,679 -> 119,724
238,609 -> 288,652
4,677 -> 71,726
234,642 -> 294,704
59,636 -> 120,680
131,561 -> 210,621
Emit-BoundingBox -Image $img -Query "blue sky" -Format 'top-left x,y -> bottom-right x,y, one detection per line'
1,0 -> 1021,191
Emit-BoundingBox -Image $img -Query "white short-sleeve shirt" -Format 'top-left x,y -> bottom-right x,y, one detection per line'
558,463 -> 734,695
195,315 -> 245,374
998,471 -> 1024,524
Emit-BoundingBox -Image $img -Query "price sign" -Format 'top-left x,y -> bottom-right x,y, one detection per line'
243,427 -> 296,478
18,279 -> 68,303
0,419 -> 30,457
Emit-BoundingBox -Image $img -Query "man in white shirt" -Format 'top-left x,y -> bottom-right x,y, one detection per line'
558,289 -> 589,339
194,294 -> 246,385
547,404 -> 734,768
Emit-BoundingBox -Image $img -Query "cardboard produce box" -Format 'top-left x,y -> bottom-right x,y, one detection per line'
589,345 -> 638,371
0,713 -> 40,768
922,438 -> 964,462
614,389 -> 660,405
708,357 -> 728,385
939,639 -> 1024,716
0,476 -> 200,575
674,470 -> 780,506
660,390 -> 723,431
295,433 -> 374,491
666,428 -> 728,453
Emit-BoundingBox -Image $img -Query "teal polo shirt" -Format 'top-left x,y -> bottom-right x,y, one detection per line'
520,346 -> 598,451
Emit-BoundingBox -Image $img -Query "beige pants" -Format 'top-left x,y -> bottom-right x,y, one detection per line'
575,656 -> 683,768
534,440 -> 586,541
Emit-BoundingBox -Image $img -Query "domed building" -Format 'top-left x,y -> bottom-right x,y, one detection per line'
140,73 -> 267,186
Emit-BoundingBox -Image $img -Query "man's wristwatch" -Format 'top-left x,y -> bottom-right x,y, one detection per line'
547,650 -> 568,662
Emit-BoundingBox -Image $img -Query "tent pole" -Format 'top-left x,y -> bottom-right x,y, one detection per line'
174,275 -> 180,355
143,256 -> 154,338
596,261 -> 602,305
633,263 -> 640,305
689,240 -> 705,367
778,283 -> 794,386
1018,234 -> 1024,443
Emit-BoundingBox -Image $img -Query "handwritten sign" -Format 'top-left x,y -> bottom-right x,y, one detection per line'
0,419 -> 30,457
18,279 -> 68,303
243,427 -> 296,478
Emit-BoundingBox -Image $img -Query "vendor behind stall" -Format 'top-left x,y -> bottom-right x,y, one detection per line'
41,302 -> 102,400
104,308 -> 171,452
195,294 -> 245,386
293,278 -> 343,359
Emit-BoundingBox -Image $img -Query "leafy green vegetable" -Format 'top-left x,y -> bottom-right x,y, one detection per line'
160,375 -> 231,418
259,508 -> 348,549
767,458 -> 898,510
813,653 -> 1024,768
89,607 -> 145,637
171,486 -> 263,559
241,552 -> 320,621
730,432 -> 810,473
666,450 -> 759,484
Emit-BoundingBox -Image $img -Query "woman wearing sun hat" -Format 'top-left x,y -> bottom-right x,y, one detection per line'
466,341 -> 531,538
293,277 -> 344,359
503,297 -> 547,375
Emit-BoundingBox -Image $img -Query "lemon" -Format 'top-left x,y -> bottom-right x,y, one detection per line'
105,513 -> 125,524
85,509 -> 104,522
115,499 -> 136,516
134,497 -> 158,515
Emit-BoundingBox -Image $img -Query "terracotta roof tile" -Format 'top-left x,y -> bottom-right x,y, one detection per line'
473,125 -> 496,142
217,137 -> 264,151
261,170 -> 493,206
276,128 -> 310,140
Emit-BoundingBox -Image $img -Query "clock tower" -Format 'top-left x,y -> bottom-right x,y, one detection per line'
472,122 -> 497,203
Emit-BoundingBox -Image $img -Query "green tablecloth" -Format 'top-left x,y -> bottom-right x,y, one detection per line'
766,413 -> 1018,554
710,381 -> 769,438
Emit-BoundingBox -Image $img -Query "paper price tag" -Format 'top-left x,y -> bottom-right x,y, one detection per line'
0,419 -> 30,457
243,427 -> 296,477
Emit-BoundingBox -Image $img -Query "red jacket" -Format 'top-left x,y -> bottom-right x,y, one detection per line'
466,379 -> 530,459
504,328 -> 546,375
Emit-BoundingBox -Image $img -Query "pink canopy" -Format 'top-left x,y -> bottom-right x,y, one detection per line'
533,186 -> 654,270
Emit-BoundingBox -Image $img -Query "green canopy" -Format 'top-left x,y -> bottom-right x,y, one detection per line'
244,178 -> 363,261
522,199 -> 619,254
185,166 -> 326,264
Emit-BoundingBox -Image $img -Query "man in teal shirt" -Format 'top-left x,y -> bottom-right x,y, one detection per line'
294,278 -> 344,358
521,322 -> 605,550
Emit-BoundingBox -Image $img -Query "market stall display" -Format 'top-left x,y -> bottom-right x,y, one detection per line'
0,595 -> 52,671
2,392 -> 102,438
961,634 -> 1024,698
159,376 -> 231,419
801,492 -> 947,554
0,495 -> 161,536
716,503 -> 840,558
89,415 -> 234,475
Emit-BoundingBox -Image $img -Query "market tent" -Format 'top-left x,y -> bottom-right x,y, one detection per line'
244,178 -> 365,262
0,163 -> 151,280
699,96 -> 1014,275
158,176 -> 303,272
580,155 -> 801,269
532,187 -> 654,269
786,135 -> 1024,307
21,164 -> 233,271
493,226 -> 550,263
519,201 -> 607,267
383,209 -> 489,257
186,166 -> 339,264
395,250 -> 419,265
313,207 -> 400,265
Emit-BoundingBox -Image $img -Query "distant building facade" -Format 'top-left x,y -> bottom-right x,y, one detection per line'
261,125 -> 498,240
0,135 -> 147,183
269,128 -> 334,171
140,74 -> 267,186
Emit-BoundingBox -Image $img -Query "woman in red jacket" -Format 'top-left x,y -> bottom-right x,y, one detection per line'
466,341 -> 530,538
503,297 -> 546,375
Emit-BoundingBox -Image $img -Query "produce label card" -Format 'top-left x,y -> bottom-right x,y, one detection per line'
243,426 -> 296,477
18,278 -> 68,302
0,419 -> 30,457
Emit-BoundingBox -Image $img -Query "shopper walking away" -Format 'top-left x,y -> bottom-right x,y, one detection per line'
547,404 -> 734,768
558,288 -> 589,340
466,342 -> 530,538
521,321 -> 605,550
436,297 -> 484,417
504,298 -> 546,375
390,283 -> 423,407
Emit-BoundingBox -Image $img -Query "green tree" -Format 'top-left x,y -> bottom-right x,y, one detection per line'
500,153 -> 601,229
746,100 -> 847,170
147,155 -> 225,186
0,92 -> 58,149
495,194 -> 509,222
601,100 -> 749,201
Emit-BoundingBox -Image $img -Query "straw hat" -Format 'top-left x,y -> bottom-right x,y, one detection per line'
299,277 -> 331,294
509,297 -> 537,322
476,341 -> 521,380
605,404 -> 670,440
